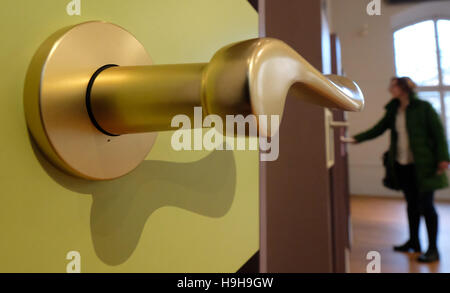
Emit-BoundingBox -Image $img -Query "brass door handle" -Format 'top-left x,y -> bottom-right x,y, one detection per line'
88,38 -> 363,138
25,21 -> 364,180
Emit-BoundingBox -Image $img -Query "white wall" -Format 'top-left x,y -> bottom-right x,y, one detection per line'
330,0 -> 450,199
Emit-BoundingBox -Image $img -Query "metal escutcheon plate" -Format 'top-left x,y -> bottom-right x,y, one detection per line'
24,21 -> 157,180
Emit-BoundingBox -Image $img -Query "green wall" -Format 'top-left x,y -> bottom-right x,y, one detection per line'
0,0 -> 259,272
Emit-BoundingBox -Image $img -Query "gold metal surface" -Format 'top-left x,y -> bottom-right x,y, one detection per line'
90,64 -> 206,134
24,22 -> 157,180
90,38 -> 364,137
25,21 -> 364,180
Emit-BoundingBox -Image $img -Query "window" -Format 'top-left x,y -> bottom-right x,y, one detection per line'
394,18 -> 450,144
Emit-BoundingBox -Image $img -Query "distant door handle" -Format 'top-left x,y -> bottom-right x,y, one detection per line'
329,121 -> 350,128
325,109 -> 351,168
25,21 -> 364,180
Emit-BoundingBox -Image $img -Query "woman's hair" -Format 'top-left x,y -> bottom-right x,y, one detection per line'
391,77 -> 417,94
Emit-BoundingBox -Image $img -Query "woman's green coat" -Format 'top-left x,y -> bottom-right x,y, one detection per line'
354,94 -> 450,192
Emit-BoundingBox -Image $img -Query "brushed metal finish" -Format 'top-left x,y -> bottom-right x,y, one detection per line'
90,64 -> 206,134
24,22 -> 157,180
25,21 -> 364,181
90,38 -> 364,138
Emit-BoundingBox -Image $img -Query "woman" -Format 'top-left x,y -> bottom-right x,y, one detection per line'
347,77 -> 450,263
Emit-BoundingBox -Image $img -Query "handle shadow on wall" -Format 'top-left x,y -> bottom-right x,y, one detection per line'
28,136 -> 237,265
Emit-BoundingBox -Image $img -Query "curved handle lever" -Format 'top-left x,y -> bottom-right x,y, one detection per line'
89,38 -> 364,138
25,22 -> 364,180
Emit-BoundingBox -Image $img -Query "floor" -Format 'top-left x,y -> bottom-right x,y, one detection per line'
349,196 -> 450,273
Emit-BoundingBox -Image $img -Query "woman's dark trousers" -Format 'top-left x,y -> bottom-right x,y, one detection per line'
395,162 -> 438,251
